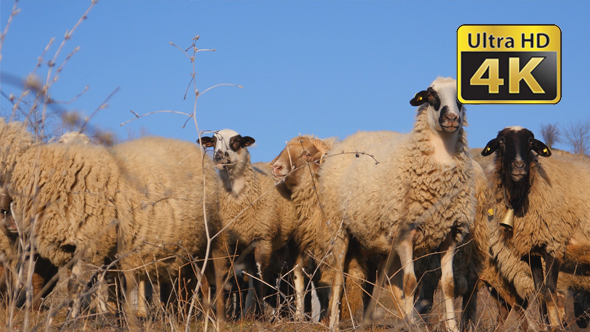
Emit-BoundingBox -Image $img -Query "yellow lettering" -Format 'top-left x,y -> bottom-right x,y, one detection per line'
470,58 -> 504,94
509,57 -> 545,94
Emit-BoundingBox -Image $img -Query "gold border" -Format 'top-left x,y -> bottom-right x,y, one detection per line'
457,24 -> 561,104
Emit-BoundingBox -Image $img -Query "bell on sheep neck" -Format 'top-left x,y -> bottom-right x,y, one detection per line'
500,208 -> 515,229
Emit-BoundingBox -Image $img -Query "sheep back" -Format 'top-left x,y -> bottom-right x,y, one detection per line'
320,115 -> 475,257
10,143 -> 120,266
110,136 -> 220,279
0,119 -> 35,187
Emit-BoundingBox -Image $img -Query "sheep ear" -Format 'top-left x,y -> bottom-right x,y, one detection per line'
241,136 -> 255,147
197,136 -> 215,148
410,90 -> 428,106
311,139 -> 330,162
532,139 -> 551,157
481,138 -> 499,156
269,153 -> 280,168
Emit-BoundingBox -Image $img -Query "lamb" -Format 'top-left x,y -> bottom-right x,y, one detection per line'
197,129 -> 298,317
7,136 -> 226,321
481,126 -> 590,328
319,77 -> 474,331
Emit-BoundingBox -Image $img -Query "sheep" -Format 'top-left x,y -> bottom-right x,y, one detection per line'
481,126 -> 590,329
109,136 -> 224,319
417,152 -> 590,331
315,77 -> 475,331
197,129 -> 298,318
411,159 -> 490,331
0,119 -> 35,260
269,93 -> 567,332
7,136 -> 226,321
414,157 -> 537,331
270,133 -> 397,322
0,118 -> 60,310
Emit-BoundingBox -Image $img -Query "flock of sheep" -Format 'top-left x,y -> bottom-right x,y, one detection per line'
1,76 -> 590,331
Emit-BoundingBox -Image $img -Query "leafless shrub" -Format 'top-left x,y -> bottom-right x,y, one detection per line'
540,123 -> 561,149
562,119 -> 590,156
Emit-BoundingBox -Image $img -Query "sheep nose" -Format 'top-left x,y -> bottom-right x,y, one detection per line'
213,150 -> 224,161
272,164 -> 283,174
513,160 -> 525,169
445,113 -> 458,122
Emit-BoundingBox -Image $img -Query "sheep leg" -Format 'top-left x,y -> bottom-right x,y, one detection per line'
212,249 -> 227,324
543,254 -> 563,328
574,291 -> 590,329
439,232 -> 459,332
328,235 -> 349,330
529,254 -> 551,330
363,243 -> 402,325
94,272 -> 112,315
253,243 -> 271,318
460,278 -> 478,332
340,251 -> 367,322
123,271 -> 147,324
397,229 -> 417,325
68,261 -> 87,319
137,279 -> 147,317
294,255 -> 306,321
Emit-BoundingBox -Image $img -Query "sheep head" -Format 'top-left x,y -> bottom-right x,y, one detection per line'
270,136 -> 329,188
410,77 -> 465,134
197,129 -> 255,171
0,188 -> 16,235
481,126 -> 551,183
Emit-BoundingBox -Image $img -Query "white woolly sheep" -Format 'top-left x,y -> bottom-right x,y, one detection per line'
412,159 -> 490,331
8,136 -> 226,321
197,129 -> 298,318
481,126 -> 590,329
315,77 -> 475,331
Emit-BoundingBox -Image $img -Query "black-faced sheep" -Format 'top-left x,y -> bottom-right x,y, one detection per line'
481,126 -> 590,329
315,77 -> 475,331
197,129 -> 298,318
7,136 -> 226,321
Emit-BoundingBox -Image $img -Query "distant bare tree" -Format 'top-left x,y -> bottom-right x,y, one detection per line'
540,123 -> 561,149
562,120 -> 590,156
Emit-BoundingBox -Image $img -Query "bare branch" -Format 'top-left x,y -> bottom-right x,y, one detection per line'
562,119 -> 590,155
540,123 -> 560,149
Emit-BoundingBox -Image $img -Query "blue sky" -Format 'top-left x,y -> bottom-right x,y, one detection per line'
1,1 -> 588,163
